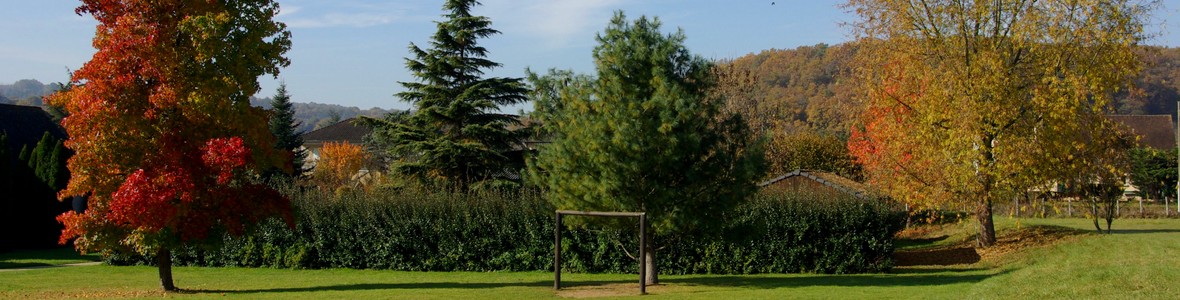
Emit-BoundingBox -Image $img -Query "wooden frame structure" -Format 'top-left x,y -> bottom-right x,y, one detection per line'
553,210 -> 647,294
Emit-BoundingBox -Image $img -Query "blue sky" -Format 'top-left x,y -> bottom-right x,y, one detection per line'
3,0 -> 1179,112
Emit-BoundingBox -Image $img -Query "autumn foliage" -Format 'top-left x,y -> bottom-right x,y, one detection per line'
845,0 -> 1148,245
47,0 -> 293,263
312,142 -> 367,189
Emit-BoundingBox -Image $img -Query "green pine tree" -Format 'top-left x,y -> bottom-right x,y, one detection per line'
528,12 -> 766,285
29,132 -> 52,175
18,144 -> 30,162
47,139 -> 70,191
27,132 -> 66,191
373,0 -> 528,189
268,83 -> 306,177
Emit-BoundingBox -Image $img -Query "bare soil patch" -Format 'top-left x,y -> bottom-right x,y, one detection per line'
555,283 -> 669,298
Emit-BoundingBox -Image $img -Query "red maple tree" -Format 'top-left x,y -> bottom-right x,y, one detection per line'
48,0 -> 293,291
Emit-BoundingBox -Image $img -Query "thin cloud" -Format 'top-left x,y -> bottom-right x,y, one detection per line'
482,0 -> 624,49
285,12 -> 399,28
277,2 -> 419,29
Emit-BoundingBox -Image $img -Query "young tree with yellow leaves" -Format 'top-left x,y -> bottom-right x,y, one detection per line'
846,0 -> 1152,246
312,142 -> 367,191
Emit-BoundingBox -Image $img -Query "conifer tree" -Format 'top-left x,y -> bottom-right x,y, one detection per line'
373,0 -> 528,189
268,83 -> 306,177
530,12 -> 766,285
47,140 -> 69,191
28,132 -> 52,171
18,145 -> 29,162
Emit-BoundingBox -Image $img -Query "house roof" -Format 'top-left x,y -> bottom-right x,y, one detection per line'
0,103 -> 67,153
758,169 -> 879,200
1107,115 -> 1175,150
303,118 -> 370,145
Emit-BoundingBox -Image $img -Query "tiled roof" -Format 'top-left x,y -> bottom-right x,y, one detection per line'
758,169 -> 880,200
1107,115 -> 1176,150
303,118 -> 370,145
0,104 -> 67,153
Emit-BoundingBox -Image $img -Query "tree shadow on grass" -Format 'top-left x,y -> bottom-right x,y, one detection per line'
662,268 -> 1008,289
186,280 -> 554,294
182,269 -> 1007,294
889,267 -> 988,274
0,262 -> 51,269
895,235 -> 951,249
1107,229 -> 1180,234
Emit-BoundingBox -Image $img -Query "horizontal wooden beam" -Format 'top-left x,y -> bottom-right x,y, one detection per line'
556,210 -> 645,217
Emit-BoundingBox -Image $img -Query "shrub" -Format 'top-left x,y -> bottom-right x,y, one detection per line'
108,185 -> 904,274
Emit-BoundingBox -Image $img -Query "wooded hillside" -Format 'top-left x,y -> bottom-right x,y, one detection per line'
720,44 -> 1180,136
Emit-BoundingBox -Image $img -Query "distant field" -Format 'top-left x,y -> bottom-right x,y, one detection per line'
1,218 -> 1176,299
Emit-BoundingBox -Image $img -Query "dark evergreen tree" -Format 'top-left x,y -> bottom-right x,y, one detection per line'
268,83 -> 306,177
29,132 -> 52,173
529,12 -> 766,285
18,144 -> 30,164
23,132 -> 70,192
47,139 -> 69,191
373,0 -> 528,188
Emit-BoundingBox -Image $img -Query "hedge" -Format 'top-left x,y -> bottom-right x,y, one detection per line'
107,186 -> 905,274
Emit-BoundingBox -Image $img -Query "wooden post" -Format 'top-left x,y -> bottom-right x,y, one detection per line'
639,214 -> 647,295
1139,198 -> 1144,217
554,212 -> 562,290
553,210 -> 647,294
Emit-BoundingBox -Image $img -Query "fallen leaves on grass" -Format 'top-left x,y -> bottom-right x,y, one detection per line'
895,225 -> 1088,267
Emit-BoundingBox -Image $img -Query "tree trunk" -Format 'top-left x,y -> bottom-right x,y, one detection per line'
1013,197 -> 1020,218
158,247 -> 177,292
1089,195 -> 1103,233
975,198 -> 996,247
1068,198 -> 1073,217
643,232 -> 658,285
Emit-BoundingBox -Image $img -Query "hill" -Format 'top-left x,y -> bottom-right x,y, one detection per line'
720,44 -> 1180,136
0,80 -> 398,134
249,97 -> 397,133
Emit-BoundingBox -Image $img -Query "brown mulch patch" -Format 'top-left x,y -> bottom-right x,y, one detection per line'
973,225 -> 1086,263
894,225 -> 1087,267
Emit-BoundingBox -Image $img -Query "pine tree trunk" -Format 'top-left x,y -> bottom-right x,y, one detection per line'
976,198 -> 997,247
643,231 -> 658,285
158,247 -> 177,292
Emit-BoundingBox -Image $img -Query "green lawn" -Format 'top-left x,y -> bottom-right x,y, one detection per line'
1,218 -> 1177,299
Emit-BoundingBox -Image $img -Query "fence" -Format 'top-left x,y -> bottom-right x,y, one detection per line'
992,197 -> 1180,219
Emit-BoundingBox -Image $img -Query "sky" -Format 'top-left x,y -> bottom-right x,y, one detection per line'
3,0 -> 1180,112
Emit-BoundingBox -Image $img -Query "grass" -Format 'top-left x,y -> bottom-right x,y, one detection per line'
1,218 -> 1177,299
0,247 -> 99,269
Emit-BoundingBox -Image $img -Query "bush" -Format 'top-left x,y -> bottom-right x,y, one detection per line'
660,191 -> 906,274
108,185 -> 905,274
